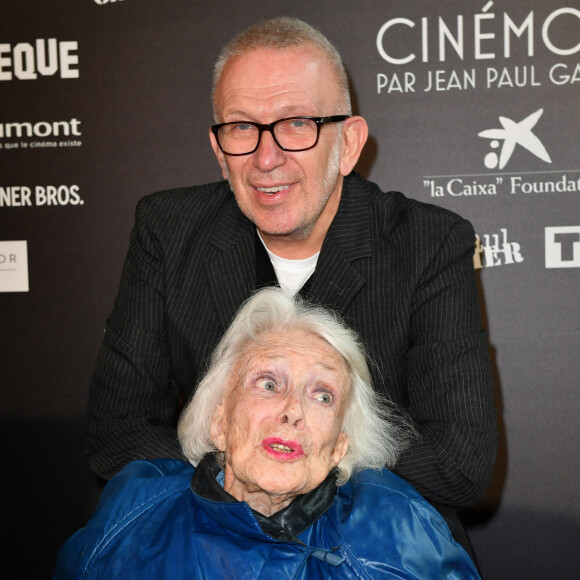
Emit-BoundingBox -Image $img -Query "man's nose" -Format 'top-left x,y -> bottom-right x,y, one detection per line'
252,129 -> 286,171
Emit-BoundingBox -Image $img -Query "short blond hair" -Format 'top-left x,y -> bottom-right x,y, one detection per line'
212,16 -> 352,121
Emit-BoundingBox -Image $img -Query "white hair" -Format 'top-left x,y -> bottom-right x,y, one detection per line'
178,287 -> 412,484
212,16 -> 352,121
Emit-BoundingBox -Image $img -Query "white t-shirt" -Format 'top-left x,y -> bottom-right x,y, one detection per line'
257,232 -> 319,296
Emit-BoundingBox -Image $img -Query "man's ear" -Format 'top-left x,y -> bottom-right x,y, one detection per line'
339,116 -> 368,176
209,403 -> 227,452
331,432 -> 349,467
209,129 -> 229,180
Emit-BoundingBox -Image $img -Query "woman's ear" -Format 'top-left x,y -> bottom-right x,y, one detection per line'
331,432 -> 349,467
339,116 -> 369,176
209,403 -> 227,452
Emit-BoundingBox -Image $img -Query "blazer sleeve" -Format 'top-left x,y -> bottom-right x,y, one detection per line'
86,196 -> 184,479
393,217 -> 497,506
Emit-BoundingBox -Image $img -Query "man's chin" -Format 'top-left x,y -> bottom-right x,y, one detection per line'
257,225 -> 313,243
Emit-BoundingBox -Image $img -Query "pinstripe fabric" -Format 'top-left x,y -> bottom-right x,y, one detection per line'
87,173 -> 496,514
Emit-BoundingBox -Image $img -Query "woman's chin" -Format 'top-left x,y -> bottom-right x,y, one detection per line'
254,473 -> 315,500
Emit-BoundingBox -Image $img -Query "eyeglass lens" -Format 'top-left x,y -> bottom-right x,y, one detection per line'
218,118 -> 318,154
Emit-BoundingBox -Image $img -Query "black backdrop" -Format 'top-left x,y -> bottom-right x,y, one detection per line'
1,1 -> 579,577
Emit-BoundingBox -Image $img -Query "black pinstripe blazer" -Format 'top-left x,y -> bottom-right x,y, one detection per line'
87,173 -> 497,512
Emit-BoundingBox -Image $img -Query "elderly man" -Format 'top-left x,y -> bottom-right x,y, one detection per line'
87,17 -> 496,554
59,289 -> 481,579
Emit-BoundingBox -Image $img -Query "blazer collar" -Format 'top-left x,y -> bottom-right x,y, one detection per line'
205,173 -> 376,328
306,173 -> 373,314
326,172 -> 374,261
206,193 -> 256,331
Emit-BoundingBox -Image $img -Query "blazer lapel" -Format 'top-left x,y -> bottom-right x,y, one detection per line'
308,174 -> 374,314
204,174 -> 377,326
205,197 -> 256,331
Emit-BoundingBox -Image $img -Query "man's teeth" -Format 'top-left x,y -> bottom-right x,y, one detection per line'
270,443 -> 293,453
257,185 -> 289,193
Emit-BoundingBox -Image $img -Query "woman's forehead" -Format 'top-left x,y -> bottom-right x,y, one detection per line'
237,329 -> 347,374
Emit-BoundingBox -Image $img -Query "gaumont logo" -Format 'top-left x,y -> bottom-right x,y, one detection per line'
0,118 -> 82,151
474,228 -> 524,269
545,226 -> 580,268
0,39 -> 79,81
0,241 -> 29,293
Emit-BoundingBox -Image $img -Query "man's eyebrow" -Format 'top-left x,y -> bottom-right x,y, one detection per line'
221,109 -> 251,120
221,105 -> 314,121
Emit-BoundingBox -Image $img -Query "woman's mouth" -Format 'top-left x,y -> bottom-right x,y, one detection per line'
262,437 -> 304,459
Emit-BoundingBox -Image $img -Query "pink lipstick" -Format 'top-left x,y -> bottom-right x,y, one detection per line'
262,437 -> 304,460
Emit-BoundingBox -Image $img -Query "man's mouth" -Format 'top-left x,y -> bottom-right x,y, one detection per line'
256,185 -> 290,194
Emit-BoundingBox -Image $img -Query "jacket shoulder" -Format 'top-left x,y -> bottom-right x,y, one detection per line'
328,469 -> 481,578
349,172 -> 472,231
333,468 -> 450,538
343,468 -> 454,534
135,180 -> 232,232
345,466 -> 430,503
55,459 -> 194,578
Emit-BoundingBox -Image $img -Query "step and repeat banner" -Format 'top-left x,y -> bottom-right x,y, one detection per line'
1,1 -> 579,577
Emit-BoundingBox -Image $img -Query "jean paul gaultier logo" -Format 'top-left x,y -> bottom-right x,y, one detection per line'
474,228 -> 524,269
375,5 -> 580,95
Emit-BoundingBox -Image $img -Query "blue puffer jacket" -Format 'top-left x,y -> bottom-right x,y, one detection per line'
55,456 -> 481,579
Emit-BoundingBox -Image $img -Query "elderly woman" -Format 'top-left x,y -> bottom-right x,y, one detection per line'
55,288 -> 480,579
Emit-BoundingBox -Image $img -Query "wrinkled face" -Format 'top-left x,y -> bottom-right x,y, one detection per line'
210,44 -> 348,247
210,329 -> 350,515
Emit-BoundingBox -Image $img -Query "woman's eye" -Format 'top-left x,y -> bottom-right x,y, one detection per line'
257,378 -> 277,391
314,391 -> 333,405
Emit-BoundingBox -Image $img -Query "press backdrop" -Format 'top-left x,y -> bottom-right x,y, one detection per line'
1,1 -> 579,577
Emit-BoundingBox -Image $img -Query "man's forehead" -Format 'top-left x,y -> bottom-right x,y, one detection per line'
230,42 -> 326,63
216,45 -> 340,118
220,44 -> 332,85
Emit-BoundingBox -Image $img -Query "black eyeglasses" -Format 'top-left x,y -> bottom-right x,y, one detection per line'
210,115 -> 350,156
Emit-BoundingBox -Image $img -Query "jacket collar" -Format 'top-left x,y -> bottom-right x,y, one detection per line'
205,173 -> 377,330
190,454 -> 337,542
206,193 -> 256,331
304,173 -> 373,313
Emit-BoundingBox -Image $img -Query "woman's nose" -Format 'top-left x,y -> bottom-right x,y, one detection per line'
278,393 -> 305,427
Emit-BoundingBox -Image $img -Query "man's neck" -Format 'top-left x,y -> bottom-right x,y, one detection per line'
258,229 -> 324,260
258,183 -> 343,259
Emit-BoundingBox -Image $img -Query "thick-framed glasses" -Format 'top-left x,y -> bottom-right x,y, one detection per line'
210,115 -> 350,156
